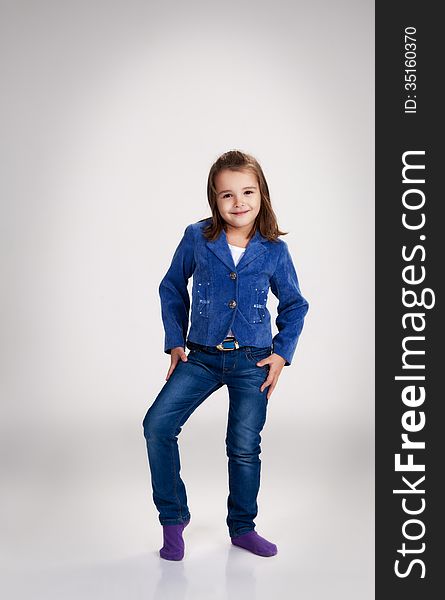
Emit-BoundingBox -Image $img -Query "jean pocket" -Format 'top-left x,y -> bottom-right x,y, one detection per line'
245,347 -> 272,367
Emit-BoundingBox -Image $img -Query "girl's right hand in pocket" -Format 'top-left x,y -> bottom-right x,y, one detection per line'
166,347 -> 188,380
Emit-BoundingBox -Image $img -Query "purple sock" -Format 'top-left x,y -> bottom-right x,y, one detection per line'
231,530 -> 278,557
159,519 -> 190,561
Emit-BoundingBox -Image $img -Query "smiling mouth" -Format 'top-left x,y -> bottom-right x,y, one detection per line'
231,210 -> 250,215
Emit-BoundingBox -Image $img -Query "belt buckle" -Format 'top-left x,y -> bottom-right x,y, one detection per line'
216,337 -> 239,351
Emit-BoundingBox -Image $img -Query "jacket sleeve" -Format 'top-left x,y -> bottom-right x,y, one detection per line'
159,224 -> 196,354
270,241 -> 309,366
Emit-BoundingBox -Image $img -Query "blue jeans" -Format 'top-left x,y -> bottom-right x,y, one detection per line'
142,341 -> 272,538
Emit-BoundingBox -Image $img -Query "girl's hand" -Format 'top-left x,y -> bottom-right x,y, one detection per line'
166,346 -> 188,380
257,352 -> 286,399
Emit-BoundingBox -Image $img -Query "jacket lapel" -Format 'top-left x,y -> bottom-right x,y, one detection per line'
205,227 -> 268,272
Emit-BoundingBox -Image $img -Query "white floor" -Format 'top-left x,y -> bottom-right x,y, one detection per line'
0,419 -> 374,599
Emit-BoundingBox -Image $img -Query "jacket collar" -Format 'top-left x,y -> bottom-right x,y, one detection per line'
205,227 -> 268,272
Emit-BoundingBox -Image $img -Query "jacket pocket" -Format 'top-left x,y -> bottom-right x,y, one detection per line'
193,280 -> 211,318
249,286 -> 269,323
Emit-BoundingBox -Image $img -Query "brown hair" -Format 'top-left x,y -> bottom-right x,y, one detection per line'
201,149 -> 288,242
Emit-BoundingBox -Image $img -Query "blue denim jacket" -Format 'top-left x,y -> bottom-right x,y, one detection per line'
159,218 -> 309,366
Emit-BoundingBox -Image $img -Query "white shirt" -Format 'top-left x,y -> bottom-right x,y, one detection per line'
225,243 -> 246,338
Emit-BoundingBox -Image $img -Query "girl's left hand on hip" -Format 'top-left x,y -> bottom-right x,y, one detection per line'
257,353 -> 286,399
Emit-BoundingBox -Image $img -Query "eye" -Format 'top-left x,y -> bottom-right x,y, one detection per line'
222,193 -> 232,199
244,190 -> 253,195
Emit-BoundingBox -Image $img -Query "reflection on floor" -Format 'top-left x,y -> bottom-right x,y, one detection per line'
1,421 -> 374,599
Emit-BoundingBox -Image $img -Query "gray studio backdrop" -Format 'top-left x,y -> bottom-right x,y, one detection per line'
0,1 -> 374,599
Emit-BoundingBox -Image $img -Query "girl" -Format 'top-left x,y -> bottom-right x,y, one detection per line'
142,150 -> 309,560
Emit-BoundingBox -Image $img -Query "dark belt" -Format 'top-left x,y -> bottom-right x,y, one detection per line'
215,336 -> 240,351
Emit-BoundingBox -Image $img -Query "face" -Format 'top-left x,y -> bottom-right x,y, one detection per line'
214,169 -> 261,233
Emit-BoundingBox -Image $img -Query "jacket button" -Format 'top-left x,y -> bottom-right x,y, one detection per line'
228,300 -> 237,309
229,271 -> 237,279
